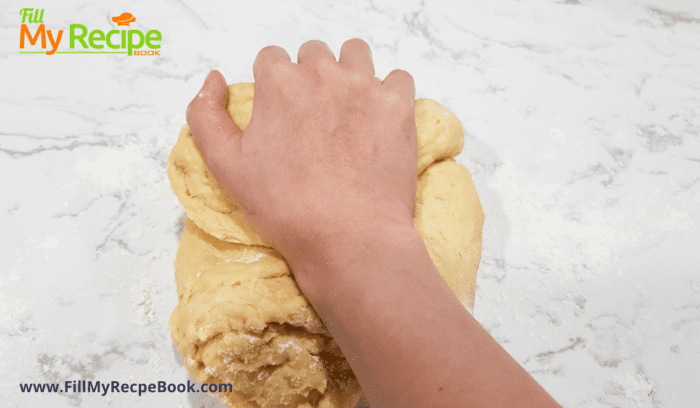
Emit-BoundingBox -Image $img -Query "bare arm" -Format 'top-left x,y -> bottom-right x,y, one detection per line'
290,223 -> 561,408
186,38 -> 560,408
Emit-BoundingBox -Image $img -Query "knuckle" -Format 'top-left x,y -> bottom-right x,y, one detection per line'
258,58 -> 292,81
267,60 -> 293,80
343,38 -> 369,51
315,57 -> 336,70
303,57 -> 338,80
259,45 -> 284,56
303,39 -> 330,50
255,46 -> 291,76
381,89 -> 411,108
391,68 -> 413,82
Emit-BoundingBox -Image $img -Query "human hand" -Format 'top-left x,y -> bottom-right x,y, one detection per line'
186,38 -> 417,262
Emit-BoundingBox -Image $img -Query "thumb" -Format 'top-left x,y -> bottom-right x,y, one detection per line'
186,70 -> 243,179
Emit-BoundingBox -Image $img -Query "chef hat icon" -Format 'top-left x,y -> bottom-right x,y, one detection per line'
112,13 -> 136,26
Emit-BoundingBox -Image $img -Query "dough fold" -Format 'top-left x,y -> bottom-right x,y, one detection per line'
168,82 -> 484,408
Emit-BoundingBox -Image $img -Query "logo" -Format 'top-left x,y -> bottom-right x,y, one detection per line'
112,13 -> 135,27
19,8 -> 162,56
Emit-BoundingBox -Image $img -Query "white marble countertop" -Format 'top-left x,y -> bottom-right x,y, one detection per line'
2,1 -> 699,407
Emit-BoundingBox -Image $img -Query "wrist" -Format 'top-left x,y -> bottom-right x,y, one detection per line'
282,221 -> 424,302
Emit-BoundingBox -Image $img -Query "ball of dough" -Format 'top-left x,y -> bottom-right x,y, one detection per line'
167,82 -> 484,408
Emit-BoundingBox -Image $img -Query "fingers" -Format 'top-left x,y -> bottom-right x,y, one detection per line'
339,38 -> 375,77
186,70 -> 242,173
252,39 -> 413,103
382,69 -> 416,102
297,40 -> 336,64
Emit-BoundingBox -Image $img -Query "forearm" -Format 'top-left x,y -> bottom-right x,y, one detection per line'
289,224 -> 560,408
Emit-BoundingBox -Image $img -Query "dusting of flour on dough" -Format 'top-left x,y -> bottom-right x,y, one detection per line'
239,333 -> 260,343
277,340 -> 303,354
224,251 -> 266,264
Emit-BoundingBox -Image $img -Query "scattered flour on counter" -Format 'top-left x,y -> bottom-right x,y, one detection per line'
74,145 -> 143,190
0,270 -> 27,330
131,277 -> 156,325
612,371 -> 656,407
41,236 -> 61,248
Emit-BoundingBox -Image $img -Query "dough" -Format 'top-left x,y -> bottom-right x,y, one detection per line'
167,82 -> 484,408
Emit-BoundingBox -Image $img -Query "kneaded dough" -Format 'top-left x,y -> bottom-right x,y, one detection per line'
168,82 -> 485,408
